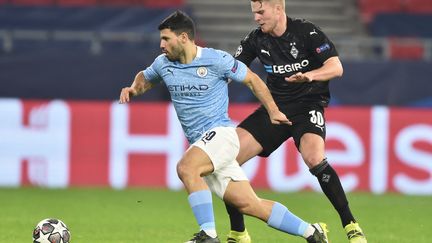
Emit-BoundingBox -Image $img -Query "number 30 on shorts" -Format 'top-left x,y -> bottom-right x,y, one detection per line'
309,110 -> 324,126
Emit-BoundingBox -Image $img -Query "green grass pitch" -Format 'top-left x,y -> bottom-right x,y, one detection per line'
0,188 -> 431,242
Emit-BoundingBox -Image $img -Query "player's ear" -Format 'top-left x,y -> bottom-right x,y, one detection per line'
179,32 -> 189,43
274,2 -> 284,14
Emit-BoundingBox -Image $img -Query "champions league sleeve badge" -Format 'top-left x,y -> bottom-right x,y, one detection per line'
234,45 -> 243,57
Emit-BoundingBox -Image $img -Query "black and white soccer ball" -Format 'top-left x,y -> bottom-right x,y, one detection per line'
33,218 -> 71,243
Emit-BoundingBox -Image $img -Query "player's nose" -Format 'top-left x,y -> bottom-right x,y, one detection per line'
254,13 -> 261,22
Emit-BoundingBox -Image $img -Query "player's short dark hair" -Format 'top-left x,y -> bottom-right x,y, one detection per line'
158,10 -> 195,40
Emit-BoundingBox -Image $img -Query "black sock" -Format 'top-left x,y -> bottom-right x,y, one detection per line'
310,159 -> 356,227
225,202 -> 245,232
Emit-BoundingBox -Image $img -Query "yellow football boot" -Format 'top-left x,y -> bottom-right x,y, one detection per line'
226,229 -> 251,243
345,222 -> 367,243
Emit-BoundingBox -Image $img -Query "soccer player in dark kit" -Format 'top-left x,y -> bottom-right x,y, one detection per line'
224,1 -> 367,243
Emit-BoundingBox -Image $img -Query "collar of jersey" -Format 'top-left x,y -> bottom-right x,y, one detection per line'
172,46 -> 202,66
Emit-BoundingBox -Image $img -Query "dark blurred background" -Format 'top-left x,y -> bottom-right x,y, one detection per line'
0,0 -> 431,106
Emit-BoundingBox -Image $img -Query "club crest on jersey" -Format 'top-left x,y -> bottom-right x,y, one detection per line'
196,67 -> 208,77
290,45 -> 299,59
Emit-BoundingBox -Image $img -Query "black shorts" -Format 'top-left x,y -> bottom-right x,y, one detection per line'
238,103 -> 326,157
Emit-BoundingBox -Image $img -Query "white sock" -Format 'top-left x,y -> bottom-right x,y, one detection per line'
302,224 -> 316,238
204,229 -> 217,238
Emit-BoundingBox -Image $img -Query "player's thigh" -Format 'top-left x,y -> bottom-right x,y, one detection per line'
179,146 -> 214,176
238,107 -> 291,157
236,127 -> 263,165
291,105 -> 327,166
192,126 -> 240,171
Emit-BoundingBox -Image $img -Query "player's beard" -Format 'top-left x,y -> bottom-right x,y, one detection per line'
165,42 -> 184,62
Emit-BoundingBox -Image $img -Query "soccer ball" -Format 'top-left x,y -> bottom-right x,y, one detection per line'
33,218 -> 71,243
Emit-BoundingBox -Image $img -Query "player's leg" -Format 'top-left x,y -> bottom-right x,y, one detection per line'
224,107 -> 291,242
207,161 -> 326,241
300,133 -> 355,223
184,126 -> 248,242
298,133 -> 366,243
292,104 -> 366,242
299,133 -> 355,224
224,127 -> 263,242
177,146 -> 219,242
223,180 -> 329,242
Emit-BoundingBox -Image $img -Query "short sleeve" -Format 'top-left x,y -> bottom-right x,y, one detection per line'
304,22 -> 338,64
143,55 -> 164,84
233,30 -> 258,66
216,50 -> 248,83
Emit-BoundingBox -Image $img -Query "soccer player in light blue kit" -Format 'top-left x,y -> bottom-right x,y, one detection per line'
119,11 -> 329,243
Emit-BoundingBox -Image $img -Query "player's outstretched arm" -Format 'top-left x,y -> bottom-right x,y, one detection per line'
242,68 -> 292,125
119,71 -> 155,104
286,56 -> 343,83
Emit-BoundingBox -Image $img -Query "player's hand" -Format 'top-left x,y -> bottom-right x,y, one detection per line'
119,87 -> 137,104
269,110 -> 292,125
285,72 -> 313,83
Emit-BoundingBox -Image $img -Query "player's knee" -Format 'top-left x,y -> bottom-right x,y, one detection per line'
176,161 -> 194,181
304,154 -> 325,168
309,158 -> 329,176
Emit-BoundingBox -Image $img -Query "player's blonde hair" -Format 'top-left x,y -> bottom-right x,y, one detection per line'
251,0 -> 285,9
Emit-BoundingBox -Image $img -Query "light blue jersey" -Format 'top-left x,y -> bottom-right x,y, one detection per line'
143,47 -> 248,144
